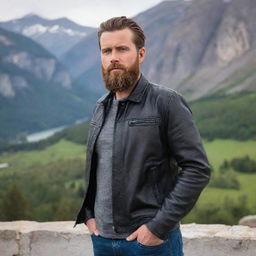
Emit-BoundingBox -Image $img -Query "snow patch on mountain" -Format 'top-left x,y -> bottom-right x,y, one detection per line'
22,24 -> 87,37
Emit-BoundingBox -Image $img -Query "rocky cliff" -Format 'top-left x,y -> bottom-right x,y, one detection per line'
0,27 -> 71,98
139,0 -> 256,99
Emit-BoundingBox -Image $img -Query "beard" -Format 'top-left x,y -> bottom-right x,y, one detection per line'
101,56 -> 140,93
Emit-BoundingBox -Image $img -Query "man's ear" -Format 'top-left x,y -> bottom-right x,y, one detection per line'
138,47 -> 146,64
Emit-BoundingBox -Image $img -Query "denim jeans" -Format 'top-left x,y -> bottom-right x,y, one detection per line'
90,227 -> 184,256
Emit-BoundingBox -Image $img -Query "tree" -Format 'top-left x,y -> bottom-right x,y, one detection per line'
1,184 -> 30,221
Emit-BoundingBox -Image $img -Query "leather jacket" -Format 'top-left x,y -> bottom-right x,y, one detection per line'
73,74 -> 211,240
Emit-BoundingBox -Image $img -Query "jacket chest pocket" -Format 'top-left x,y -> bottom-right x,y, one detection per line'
128,117 -> 160,126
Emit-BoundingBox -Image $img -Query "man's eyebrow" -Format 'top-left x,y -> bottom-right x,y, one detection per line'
101,47 -> 112,51
116,45 -> 129,49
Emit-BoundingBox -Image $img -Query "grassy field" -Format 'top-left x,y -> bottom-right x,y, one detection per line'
183,139 -> 256,223
0,139 -> 85,174
203,139 -> 256,207
0,138 -> 255,223
204,139 -> 256,170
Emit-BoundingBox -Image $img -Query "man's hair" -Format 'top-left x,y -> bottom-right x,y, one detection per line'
97,16 -> 146,50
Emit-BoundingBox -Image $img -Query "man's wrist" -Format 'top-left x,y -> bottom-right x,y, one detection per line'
85,217 -> 95,225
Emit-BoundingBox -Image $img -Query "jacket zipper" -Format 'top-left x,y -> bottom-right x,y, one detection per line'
129,118 -> 159,126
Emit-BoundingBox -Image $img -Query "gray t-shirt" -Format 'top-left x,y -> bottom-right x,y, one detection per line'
94,97 -> 131,239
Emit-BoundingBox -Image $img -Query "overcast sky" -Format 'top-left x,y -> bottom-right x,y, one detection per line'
0,0 -> 166,27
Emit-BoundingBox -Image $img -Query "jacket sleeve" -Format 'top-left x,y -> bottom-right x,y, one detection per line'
146,92 -> 211,240
73,163 -> 96,227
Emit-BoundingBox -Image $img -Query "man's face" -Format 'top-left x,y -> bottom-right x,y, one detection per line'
100,28 -> 145,92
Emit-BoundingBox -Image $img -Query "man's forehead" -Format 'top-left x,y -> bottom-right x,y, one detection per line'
100,28 -> 135,47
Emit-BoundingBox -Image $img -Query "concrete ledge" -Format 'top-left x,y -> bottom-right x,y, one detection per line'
0,221 -> 255,256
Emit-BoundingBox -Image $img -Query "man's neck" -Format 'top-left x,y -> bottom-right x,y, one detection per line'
115,73 -> 141,100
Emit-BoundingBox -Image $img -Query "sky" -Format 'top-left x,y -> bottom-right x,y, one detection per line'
0,0 -> 165,27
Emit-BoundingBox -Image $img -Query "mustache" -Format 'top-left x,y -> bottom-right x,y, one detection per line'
107,63 -> 127,72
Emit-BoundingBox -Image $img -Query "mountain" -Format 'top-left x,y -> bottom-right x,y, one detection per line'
0,27 -> 94,141
62,0 -> 256,100
61,28 -> 100,79
2,0 -> 256,142
0,26 -> 71,97
140,0 -> 256,100
0,14 -> 96,58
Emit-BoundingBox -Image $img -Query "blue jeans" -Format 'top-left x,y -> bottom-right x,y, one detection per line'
90,227 -> 184,256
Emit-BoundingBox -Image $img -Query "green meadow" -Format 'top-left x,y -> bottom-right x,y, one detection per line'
203,139 -> 256,209
0,140 -> 86,221
183,139 -> 256,224
204,139 -> 256,170
0,139 -> 85,173
0,138 -> 255,224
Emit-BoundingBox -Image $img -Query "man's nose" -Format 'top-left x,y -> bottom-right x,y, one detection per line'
110,51 -> 120,63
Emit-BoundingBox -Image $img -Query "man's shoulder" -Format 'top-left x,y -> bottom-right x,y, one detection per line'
147,80 -> 180,102
146,80 -> 191,113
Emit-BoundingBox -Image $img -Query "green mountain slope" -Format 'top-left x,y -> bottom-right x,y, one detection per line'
191,92 -> 256,140
2,91 -> 255,154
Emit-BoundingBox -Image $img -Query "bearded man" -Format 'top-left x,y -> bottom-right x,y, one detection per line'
74,16 -> 211,256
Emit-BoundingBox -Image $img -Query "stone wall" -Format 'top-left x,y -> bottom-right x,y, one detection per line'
0,221 -> 255,256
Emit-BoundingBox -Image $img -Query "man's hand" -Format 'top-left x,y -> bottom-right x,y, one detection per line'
85,218 -> 100,236
126,224 -> 164,246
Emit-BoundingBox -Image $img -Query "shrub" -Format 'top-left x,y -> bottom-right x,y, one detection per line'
209,170 -> 240,190
230,156 -> 256,173
220,156 -> 256,173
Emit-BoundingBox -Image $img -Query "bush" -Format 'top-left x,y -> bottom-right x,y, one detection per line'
209,170 -> 240,190
220,156 -> 256,173
231,156 -> 256,173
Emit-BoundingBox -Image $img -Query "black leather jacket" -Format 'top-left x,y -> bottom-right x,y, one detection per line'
73,74 -> 210,240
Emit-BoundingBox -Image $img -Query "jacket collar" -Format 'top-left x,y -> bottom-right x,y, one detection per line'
97,73 -> 149,105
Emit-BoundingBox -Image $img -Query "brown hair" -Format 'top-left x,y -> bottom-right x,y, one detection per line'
98,16 -> 146,50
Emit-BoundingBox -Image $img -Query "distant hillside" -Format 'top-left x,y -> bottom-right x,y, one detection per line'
44,91 -> 256,143
0,27 -> 94,140
62,0 -> 256,100
0,121 -> 90,153
191,92 -> 256,141
0,14 -> 95,58
2,91 -> 255,153
51,92 -> 256,143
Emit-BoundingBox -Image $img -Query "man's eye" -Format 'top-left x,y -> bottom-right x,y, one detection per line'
119,47 -> 127,51
103,49 -> 111,54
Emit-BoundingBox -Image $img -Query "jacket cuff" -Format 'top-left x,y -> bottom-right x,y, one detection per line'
84,207 -> 94,222
145,218 -> 178,240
